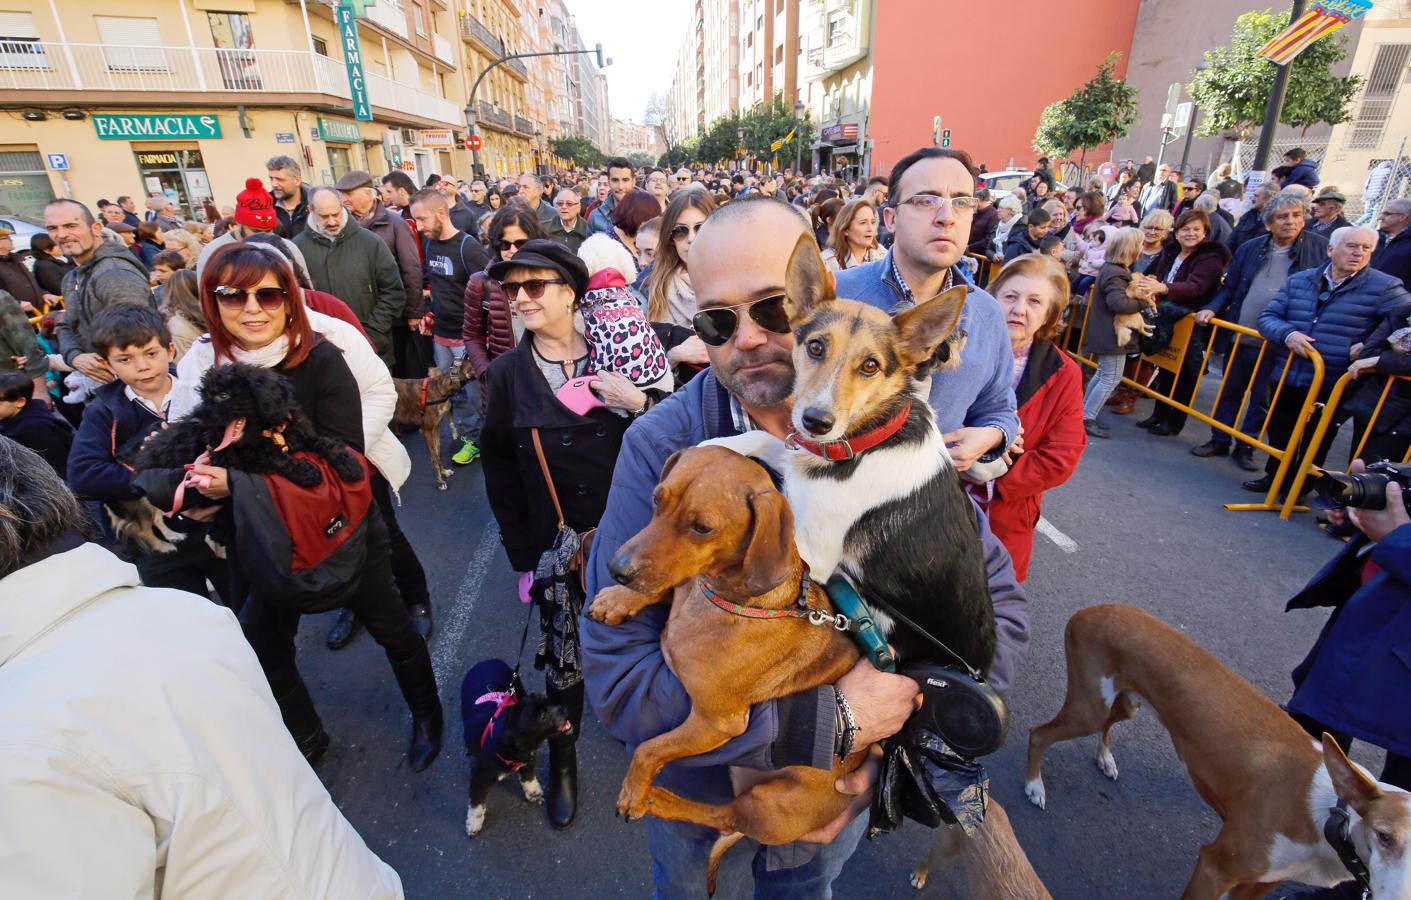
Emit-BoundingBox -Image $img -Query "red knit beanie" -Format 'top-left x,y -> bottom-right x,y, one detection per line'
234,177 -> 276,229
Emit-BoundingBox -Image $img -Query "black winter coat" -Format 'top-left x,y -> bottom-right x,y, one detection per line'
480,333 -> 631,572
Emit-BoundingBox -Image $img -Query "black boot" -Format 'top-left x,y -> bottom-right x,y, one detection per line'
1135,412 -> 1161,429
546,736 -> 578,829
274,682 -> 328,766
389,648 -> 443,772
326,608 -> 359,650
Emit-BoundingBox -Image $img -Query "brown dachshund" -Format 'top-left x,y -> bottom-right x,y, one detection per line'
587,445 -> 868,894
392,357 -> 474,491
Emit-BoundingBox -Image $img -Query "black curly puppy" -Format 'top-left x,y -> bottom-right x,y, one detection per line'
136,363 -> 364,489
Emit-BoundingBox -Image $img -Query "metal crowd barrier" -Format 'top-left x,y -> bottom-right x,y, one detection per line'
1277,371 -> 1411,518
964,253 -> 998,290
1060,288 -> 1327,519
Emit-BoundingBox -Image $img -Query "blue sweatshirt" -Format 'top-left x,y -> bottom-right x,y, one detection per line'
67,377 -> 167,503
834,250 -> 1020,449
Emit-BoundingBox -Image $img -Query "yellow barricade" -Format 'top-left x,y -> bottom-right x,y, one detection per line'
964,252 -> 998,290
1062,297 -> 1327,519
1278,371 -> 1411,517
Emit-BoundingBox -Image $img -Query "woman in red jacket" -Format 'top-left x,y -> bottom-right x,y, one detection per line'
981,255 -> 1088,582
462,206 -> 545,381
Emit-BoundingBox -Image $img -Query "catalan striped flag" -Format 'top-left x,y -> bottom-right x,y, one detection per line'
1256,0 -> 1368,66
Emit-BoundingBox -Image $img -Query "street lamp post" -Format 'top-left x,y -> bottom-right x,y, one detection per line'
737,126 -> 745,174
465,43 -> 610,177
794,100 -> 806,176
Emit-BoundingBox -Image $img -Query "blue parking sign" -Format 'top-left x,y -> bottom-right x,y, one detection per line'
46,153 -> 69,170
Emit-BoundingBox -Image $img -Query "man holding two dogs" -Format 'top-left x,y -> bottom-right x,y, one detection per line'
582,187 -> 1029,895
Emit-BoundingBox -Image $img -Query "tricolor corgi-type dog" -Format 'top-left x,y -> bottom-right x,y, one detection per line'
704,233 -> 996,672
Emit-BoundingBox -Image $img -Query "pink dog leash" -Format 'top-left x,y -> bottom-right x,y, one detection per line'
165,417 -> 245,518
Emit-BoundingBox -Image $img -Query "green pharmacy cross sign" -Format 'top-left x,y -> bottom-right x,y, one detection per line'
335,3 -> 374,121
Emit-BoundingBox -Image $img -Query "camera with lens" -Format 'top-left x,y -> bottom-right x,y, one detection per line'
1313,461 -> 1411,512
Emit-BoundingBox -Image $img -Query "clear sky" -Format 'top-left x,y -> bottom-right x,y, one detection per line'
567,0 -> 692,122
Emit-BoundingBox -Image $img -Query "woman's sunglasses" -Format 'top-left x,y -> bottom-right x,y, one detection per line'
499,238 -> 531,253
213,285 -> 288,311
671,222 -> 704,241
501,278 -> 567,300
691,294 -> 790,347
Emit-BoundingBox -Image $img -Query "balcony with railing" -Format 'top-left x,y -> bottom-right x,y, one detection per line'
513,113 -> 534,136
459,13 -> 504,56
0,42 -> 461,126
366,1 -> 409,39
477,99 -> 513,132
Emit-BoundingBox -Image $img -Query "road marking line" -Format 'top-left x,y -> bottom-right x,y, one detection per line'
1037,516 -> 1079,553
431,521 -> 501,693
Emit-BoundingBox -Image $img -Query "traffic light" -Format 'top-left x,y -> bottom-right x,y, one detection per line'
595,43 -> 606,68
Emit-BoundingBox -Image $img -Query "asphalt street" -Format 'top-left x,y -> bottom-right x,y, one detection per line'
291,386 -> 1379,899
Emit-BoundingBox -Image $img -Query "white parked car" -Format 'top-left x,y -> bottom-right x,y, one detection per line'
977,169 -> 1066,201
0,216 -> 46,260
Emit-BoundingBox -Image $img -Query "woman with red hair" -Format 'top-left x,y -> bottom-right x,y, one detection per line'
161,242 -> 443,772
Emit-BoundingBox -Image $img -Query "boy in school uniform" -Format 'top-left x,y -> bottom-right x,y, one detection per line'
66,304 -> 230,602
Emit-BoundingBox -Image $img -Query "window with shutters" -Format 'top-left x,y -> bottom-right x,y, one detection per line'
312,36 -> 329,57
96,16 -> 168,73
0,11 -> 47,69
1346,43 -> 1411,150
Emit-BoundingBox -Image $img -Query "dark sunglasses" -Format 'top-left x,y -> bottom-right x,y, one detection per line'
692,294 -> 790,346
213,285 -> 288,311
499,238 -> 531,253
501,278 -> 568,300
671,222 -> 704,241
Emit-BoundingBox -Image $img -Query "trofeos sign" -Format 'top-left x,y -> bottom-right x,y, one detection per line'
335,4 -> 374,121
318,117 -> 362,143
420,129 -> 454,148
93,114 -> 222,141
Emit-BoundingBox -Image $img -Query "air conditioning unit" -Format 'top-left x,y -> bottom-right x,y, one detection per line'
402,128 -> 422,147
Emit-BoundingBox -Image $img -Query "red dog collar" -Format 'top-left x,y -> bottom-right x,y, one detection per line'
786,402 -> 911,461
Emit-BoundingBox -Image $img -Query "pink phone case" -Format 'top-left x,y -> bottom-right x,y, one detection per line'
556,377 -> 606,416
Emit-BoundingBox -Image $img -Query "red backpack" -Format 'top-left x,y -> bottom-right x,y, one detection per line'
229,449 -> 373,612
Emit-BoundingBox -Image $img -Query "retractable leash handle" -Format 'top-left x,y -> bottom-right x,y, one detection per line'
824,575 -> 896,673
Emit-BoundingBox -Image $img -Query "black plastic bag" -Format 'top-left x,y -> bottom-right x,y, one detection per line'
867,728 -> 989,837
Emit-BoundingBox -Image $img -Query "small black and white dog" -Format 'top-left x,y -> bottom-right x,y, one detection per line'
461,659 -> 572,837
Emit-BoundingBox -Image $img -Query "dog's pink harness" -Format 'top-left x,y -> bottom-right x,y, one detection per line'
475,690 -> 524,771
166,417 -> 245,517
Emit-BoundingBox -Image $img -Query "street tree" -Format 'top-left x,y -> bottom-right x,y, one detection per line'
625,150 -> 656,169
1188,8 -> 1362,138
1031,52 -> 1138,168
740,94 -> 816,164
658,138 -> 699,169
697,114 -> 742,166
549,135 -> 605,168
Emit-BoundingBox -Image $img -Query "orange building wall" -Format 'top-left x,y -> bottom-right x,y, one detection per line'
867,0 -> 1141,177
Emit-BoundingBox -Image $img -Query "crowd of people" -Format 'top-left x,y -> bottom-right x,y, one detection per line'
0,140 -> 1408,899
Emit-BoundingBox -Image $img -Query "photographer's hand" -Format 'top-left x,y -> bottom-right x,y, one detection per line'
1349,478 -> 1410,543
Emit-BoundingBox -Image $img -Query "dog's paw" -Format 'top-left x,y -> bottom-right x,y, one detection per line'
616,778 -> 652,821
909,867 -> 929,891
465,804 -> 486,837
521,776 -> 544,805
1024,777 -> 1047,810
1095,746 -> 1119,781
437,481 -> 449,491
587,585 -> 640,626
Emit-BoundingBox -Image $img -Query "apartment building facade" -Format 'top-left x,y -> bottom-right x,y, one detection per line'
738,0 -> 797,111
0,0 -> 471,221
666,15 -> 701,146
700,0 -> 737,125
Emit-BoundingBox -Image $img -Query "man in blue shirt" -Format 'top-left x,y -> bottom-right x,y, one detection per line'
835,147 -> 1020,471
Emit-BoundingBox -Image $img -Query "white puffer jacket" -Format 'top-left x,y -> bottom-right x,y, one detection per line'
0,543 -> 404,899
171,309 -> 412,490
